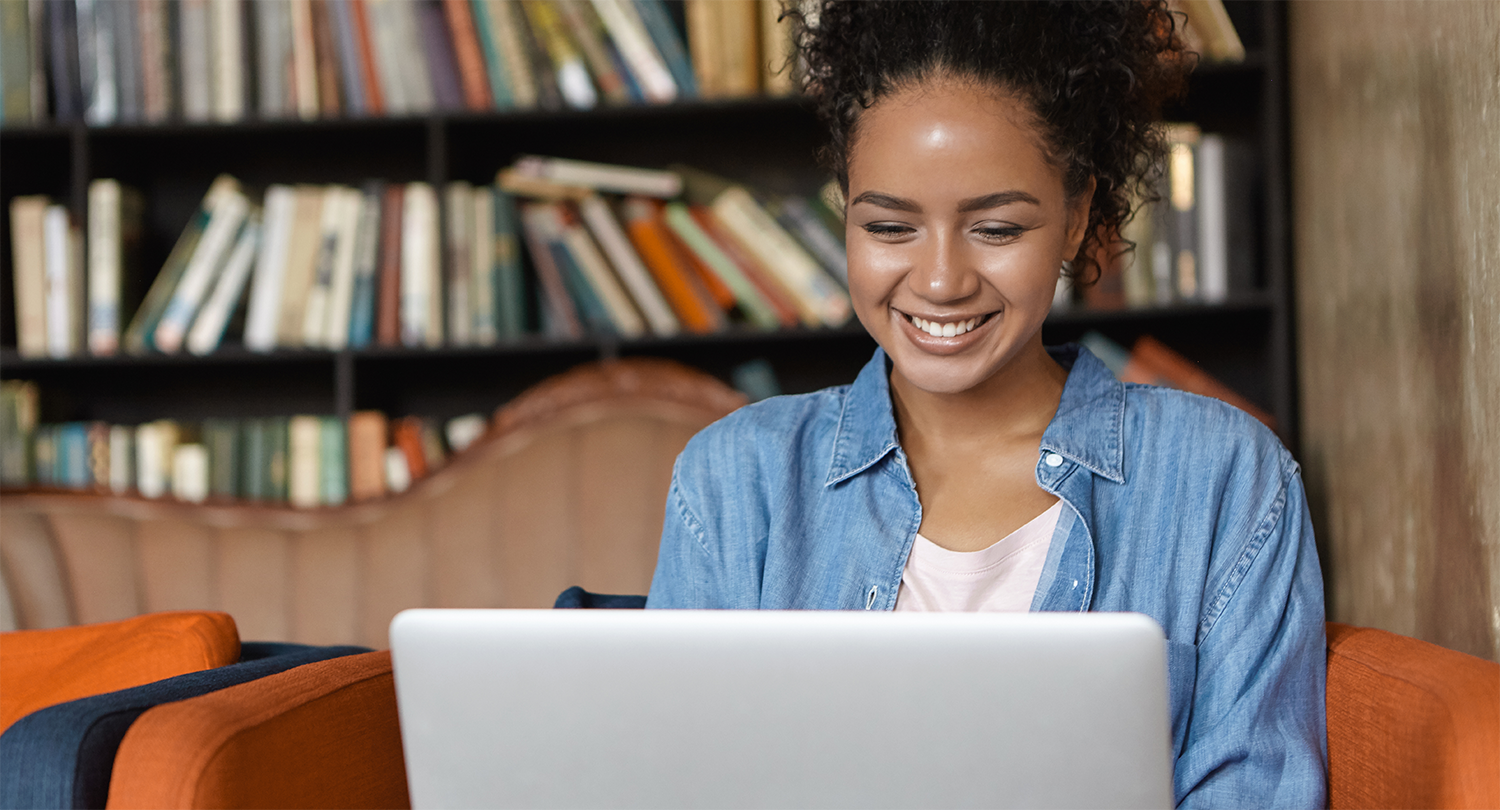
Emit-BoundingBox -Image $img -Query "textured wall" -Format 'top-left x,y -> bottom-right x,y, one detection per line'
1290,1 -> 1499,661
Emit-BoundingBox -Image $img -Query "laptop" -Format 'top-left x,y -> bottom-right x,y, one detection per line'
390,610 -> 1173,809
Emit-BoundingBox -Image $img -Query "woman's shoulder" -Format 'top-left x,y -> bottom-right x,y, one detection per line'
1119,382 -> 1296,478
674,385 -> 849,483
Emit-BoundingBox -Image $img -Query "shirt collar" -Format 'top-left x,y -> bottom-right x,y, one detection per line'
825,343 -> 1125,487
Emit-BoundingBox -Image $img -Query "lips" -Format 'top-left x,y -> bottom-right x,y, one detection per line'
893,308 -> 998,354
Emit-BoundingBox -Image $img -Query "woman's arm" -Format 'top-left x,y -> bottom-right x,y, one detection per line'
1175,464 -> 1328,809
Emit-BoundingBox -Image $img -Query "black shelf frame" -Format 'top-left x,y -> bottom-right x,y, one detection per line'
0,0 -> 1298,449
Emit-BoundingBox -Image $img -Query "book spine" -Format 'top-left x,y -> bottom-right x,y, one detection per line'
114,0 -> 142,122
346,183 -> 385,349
155,185 -> 251,354
578,194 -> 678,335
444,181 -> 474,346
516,201 -> 583,339
538,210 -> 612,334
633,0 -> 696,97
10,196 -> 50,357
441,0 -> 492,111
347,410 -> 387,501
491,189 -> 526,338
514,154 -> 682,197
26,0 -> 46,121
774,196 -> 848,286
211,0 -> 245,122
87,180 -> 122,355
485,0 -> 536,108
253,0 -> 287,118
664,201 -> 779,329
319,415 -> 347,505
364,0 -> 409,114
123,211 -> 204,354
328,0 -> 368,116
48,0 -> 82,121
204,418 -> 239,499
274,186 -> 327,346
415,0 -> 464,111
187,214 -> 261,355
81,0 -> 119,125
348,0 -> 384,114
289,0 -> 318,118
170,443 -> 208,502
108,424 -> 133,493
557,0 -> 628,105
308,0 -> 343,116
514,0 -> 561,109
716,0 -> 758,96
467,0 -> 512,108
1195,133 -> 1228,303
620,197 -> 720,333
243,184 -> 295,351
240,418 -> 266,500
691,205 -> 801,328
1167,126 -> 1199,300
591,0 -> 675,102
391,0 -> 435,112
711,186 -> 851,327
287,414 -> 321,508
521,0 -> 597,110
375,183 -> 404,346
470,186 -> 497,344
42,204 -> 75,357
179,0 -> 212,121
400,182 -> 441,347
3,0 -> 33,123
557,204 -> 646,337
137,0 -> 167,121
322,186 -> 364,349
301,186 -> 349,346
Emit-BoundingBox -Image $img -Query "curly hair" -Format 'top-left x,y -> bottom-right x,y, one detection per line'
789,0 -> 1191,285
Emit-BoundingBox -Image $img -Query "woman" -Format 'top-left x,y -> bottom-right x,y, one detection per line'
647,2 -> 1326,807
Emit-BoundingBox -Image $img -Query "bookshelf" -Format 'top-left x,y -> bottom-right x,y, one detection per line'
0,2 -> 1298,456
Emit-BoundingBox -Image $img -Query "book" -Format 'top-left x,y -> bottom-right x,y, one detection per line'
710,186 -> 852,327
384,446 -> 411,493
135,419 -> 178,499
365,0 -> 410,114
1120,335 -> 1275,430
415,0 -> 464,111
442,0 -> 493,110
375,183 -> 405,346
1165,123 -> 1201,301
203,418 -> 240,499
521,203 -> 613,334
578,194 -> 678,335
685,0 -> 719,98
240,418 -> 267,500
300,185 -> 346,345
9,195 -> 50,358
57,422 -> 89,489
347,410 -> 387,501
179,0 -> 212,121
491,188 -> 527,339
108,424 -> 133,494
592,0 -> 675,102
1,0 -> 33,122
482,0 -> 537,109
155,179 -> 252,354
42,203 -> 82,358
1196,133 -> 1228,304
211,0 -> 246,122
275,185 -> 328,347
0,381 -> 39,486
557,0 -> 629,105
309,0 -> 344,116
514,0 -> 563,109
633,0 -> 696,97
123,176 -> 234,354
444,181 -> 475,346
522,0 -> 597,110
138,0 -> 173,122
516,201 -> 584,339
349,0 -> 386,114
327,0 -> 368,116
691,206 -> 801,328
254,0 -> 292,118
47,0 -> 82,121
86,179 -> 146,356
554,203 -> 647,337
319,415 -> 348,505
470,186 -> 498,344
346,183 -> 386,349
663,201 -> 779,329
391,415 -> 428,479
186,212 -> 261,355
401,181 -> 443,348
512,155 -> 682,198
445,412 -> 487,452
79,0 -> 117,126
289,0 -> 319,118
619,196 -> 721,333
265,417 -> 289,501
244,185 -> 297,352
467,0 -> 512,108
321,186 -> 366,349
769,195 -> 848,286
758,0 -> 794,96
288,414 -> 322,508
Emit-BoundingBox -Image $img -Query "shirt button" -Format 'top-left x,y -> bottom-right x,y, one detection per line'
1045,453 -> 1064,468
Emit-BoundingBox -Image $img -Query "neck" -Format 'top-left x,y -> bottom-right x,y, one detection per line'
888,337 -> 1068,453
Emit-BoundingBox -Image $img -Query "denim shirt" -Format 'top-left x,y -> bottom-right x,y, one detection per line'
648,345 -> 1328,809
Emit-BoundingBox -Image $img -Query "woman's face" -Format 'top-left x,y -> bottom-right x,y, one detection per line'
845,76 -> 1093,396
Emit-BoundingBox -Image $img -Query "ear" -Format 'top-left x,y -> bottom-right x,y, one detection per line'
1063,176 -> 1098,259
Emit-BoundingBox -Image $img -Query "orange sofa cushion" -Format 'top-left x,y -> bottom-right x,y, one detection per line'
106,650 -> 409,810
0,611 -> 240,734
1326,622 -> 1500,809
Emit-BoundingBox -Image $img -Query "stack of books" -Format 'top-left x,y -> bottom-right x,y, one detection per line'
1071,123 -> 1260,311
0,0 -> 796,126
0,380 -> 491,507
7,157 -> 850,358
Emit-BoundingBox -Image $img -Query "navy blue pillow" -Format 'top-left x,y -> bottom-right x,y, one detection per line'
0,643 -> 369,810
554,586 -> 647,609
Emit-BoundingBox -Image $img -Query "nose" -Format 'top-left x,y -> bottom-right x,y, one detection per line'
908,228 -> 979,304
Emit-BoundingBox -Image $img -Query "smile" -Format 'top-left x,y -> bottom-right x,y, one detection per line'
901,311 -> 995,338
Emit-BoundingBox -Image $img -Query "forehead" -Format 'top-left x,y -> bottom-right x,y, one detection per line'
847,78 -> 1064,199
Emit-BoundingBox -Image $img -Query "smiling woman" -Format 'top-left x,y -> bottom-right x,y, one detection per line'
647,4 -> 1328,809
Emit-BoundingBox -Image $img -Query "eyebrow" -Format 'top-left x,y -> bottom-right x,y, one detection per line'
849,190 -> 1042,213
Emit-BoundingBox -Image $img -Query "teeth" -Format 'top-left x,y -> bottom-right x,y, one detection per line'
909,314 -> 984,337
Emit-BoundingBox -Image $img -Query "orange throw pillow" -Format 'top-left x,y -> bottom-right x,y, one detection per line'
0,611 -> 240,734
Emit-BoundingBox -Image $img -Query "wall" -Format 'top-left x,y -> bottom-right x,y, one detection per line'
1290,1 -> 1499,661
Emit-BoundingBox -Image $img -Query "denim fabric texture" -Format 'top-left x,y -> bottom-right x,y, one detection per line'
648,344 -> 1328,809
0,644 -> 370,810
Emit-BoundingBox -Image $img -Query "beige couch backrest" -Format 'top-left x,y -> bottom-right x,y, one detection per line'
0,359 -> 745,648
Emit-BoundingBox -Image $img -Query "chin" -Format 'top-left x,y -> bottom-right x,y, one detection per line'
884,345 -> 1003,396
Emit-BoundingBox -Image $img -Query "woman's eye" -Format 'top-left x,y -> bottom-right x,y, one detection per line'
974,225 -> 1025,242
862,223 -> 914,238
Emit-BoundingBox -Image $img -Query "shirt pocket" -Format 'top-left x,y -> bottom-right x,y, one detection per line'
1165,638 -> 1198,759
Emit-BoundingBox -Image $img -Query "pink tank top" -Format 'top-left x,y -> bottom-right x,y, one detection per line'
894,500 -> 1064,612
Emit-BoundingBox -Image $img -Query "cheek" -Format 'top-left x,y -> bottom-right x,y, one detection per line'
844,234 -> 908,305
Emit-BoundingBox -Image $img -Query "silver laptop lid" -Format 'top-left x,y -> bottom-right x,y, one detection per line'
391,610 -> 1172,810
